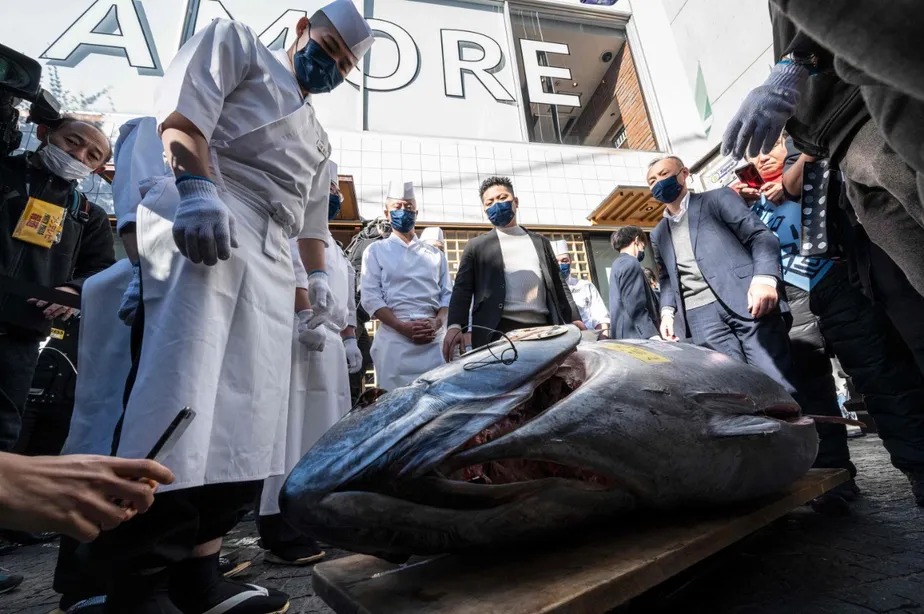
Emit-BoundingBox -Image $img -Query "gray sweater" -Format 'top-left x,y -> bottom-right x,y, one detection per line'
669,212 -> 717,311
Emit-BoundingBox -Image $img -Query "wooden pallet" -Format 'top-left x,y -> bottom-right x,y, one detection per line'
312,468 -> 848,614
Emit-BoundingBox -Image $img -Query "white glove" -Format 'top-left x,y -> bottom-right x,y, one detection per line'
306,270 -> 335,318
296,309 -> 326,351
343,337 -> 363,374
118,262 -> 141,326
173,177 -> 238,265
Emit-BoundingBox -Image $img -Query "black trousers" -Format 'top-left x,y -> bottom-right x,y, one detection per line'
0,332 -> 41,451
685,301 -> 799,397
805,266 -> 924,472
785,282 -> 855,476
867,243 -> 924,377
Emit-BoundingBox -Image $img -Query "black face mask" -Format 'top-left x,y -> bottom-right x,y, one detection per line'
294,40 -> 344,94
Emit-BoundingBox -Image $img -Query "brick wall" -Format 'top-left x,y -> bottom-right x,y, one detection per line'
614,45 -> 658,152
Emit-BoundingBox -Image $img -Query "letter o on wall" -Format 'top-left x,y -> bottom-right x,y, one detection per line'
346,19 -> 420,92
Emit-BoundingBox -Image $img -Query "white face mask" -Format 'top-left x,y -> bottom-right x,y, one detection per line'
37,143 -> 94,182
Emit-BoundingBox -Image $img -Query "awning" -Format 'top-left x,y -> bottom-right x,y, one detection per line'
586,185 -> 663,229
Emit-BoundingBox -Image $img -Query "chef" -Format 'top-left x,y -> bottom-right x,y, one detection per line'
552,240 -> 610,337
87,4 -> 375,614
257,161 -> 361,566
361,180 -> 452,391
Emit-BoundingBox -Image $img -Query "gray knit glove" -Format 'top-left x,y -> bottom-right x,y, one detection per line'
173,177 -> 238,266
722,61 -> 810,159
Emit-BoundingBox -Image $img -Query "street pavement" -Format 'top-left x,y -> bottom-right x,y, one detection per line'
1,435 -> 922,613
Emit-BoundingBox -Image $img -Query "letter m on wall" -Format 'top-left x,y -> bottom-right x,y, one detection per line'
41,0 -> 162,76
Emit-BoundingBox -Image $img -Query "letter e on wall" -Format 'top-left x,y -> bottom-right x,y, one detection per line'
519,39 -> 579,107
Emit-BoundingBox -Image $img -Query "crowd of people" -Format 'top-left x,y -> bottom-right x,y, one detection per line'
0,1 -> 922,612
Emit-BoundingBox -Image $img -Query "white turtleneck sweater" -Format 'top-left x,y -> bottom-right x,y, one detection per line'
496,225 -> 548,324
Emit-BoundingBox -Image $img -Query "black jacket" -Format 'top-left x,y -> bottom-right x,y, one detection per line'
770,4 -> 869,162
447,228 -> 579,349
608,253 -> 659,340
0,154 -> 115,338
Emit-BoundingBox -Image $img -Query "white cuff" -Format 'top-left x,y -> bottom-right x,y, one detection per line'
660,307 -> 676,318
750,275 -> 778,289
448,324 -> 463,332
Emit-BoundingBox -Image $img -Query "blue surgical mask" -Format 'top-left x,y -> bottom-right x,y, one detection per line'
486,200 -> 515,227
389,209 -> 416,233
328,194 -> 342,221
559,263 -> 571,279
294,40 -> 344,94
651,173 -> 684,204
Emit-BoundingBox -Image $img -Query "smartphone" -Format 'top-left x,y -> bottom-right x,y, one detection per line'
734,163 -> 765,189
146,407 -> 196,463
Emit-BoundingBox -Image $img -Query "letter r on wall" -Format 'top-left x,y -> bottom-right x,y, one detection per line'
441,30 -> 514,102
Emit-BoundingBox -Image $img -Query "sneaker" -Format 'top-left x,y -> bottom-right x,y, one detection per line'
175,580 -> 289,614
219,556 -> 252,578
902,468 -> 924,506
0,568 -> 23,594
264,541 -> 326,566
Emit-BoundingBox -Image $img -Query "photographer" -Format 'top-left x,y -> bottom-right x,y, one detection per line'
0,117 -> 115,453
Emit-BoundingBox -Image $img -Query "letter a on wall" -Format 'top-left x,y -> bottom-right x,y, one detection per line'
41,0 -> 162,75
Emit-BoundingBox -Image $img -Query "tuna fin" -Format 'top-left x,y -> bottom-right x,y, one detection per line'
707,414 -> 781,438
691,392 -> 757,415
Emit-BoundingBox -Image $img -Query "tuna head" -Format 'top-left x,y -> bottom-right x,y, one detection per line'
279,330 -> 818,560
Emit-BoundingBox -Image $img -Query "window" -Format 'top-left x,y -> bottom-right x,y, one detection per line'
508,7 -> 657,150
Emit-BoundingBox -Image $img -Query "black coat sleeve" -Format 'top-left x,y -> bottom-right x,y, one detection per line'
63,203 -> 116,292
448,240 -> 476,328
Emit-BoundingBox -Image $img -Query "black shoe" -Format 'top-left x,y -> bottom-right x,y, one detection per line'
61,596 -> 106,613
902,468 -> 924,506
830,478 -> 861,502
263,540 -> 326,566
810,492 -> 850,517
0,568 -> 23,594
219,556 -> 252,578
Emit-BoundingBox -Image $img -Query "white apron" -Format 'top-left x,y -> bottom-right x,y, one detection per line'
119,102 -> 329,491
371,324 -> 445,391
260,237 -> 352,516
61,259 -> 134,456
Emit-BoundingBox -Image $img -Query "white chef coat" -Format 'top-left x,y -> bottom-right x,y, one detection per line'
567,276 -> 610,331
361,234 -> 452,390
117,20 -> 330,491
261,232 -> 354,516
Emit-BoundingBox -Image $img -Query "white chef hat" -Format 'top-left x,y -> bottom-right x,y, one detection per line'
328,160 -> 339,186
385,179 -> 416,202
420,227 -> 444,244
551,240 -> 570,256
320,0 -> 375,60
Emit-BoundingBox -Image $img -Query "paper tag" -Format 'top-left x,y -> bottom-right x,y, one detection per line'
12,197 -> 66,248
50,327 -> 66,340
602,342 -> 670,364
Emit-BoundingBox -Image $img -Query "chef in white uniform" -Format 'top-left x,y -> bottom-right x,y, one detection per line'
552,239 -> 610,337
361,181 -> 452,391
420,226 -> 445,251
86,5 -> 375,614
257,161 -> 360,566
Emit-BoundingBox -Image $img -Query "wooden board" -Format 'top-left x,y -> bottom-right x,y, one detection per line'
313,468 -> 847,614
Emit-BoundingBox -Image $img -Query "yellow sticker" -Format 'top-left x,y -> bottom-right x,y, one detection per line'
602,342 -> 670,364
12,197 -> 66,248
50,328 -> 65,340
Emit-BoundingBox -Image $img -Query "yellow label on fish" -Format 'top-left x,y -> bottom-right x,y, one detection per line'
12,197 -> 66,248
50,327 -> 65,340
603,343 -> 670,364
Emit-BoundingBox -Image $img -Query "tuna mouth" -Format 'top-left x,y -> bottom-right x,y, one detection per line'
439,357 -> 616,491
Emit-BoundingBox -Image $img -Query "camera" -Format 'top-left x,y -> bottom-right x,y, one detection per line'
0,43 -> 62,157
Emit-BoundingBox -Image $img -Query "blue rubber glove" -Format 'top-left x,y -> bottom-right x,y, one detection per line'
118,262 -> 141,326
721,61 -> 810,160
173,177 -> 238,266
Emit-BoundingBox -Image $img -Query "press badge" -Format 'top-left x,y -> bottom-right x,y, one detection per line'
12,197 -> 66,248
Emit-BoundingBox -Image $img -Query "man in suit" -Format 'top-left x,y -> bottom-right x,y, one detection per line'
608,226 -> 660,340
648,156 -> 799,395
443,177 -> 582,359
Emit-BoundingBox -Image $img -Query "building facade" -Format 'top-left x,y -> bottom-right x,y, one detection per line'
3,0 -> 775,296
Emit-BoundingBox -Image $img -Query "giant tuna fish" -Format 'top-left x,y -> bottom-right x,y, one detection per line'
280,325 -> 818,560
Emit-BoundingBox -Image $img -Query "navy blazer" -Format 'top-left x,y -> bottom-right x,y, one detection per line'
608,253 -> 660,339
650,188 -> 784,338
